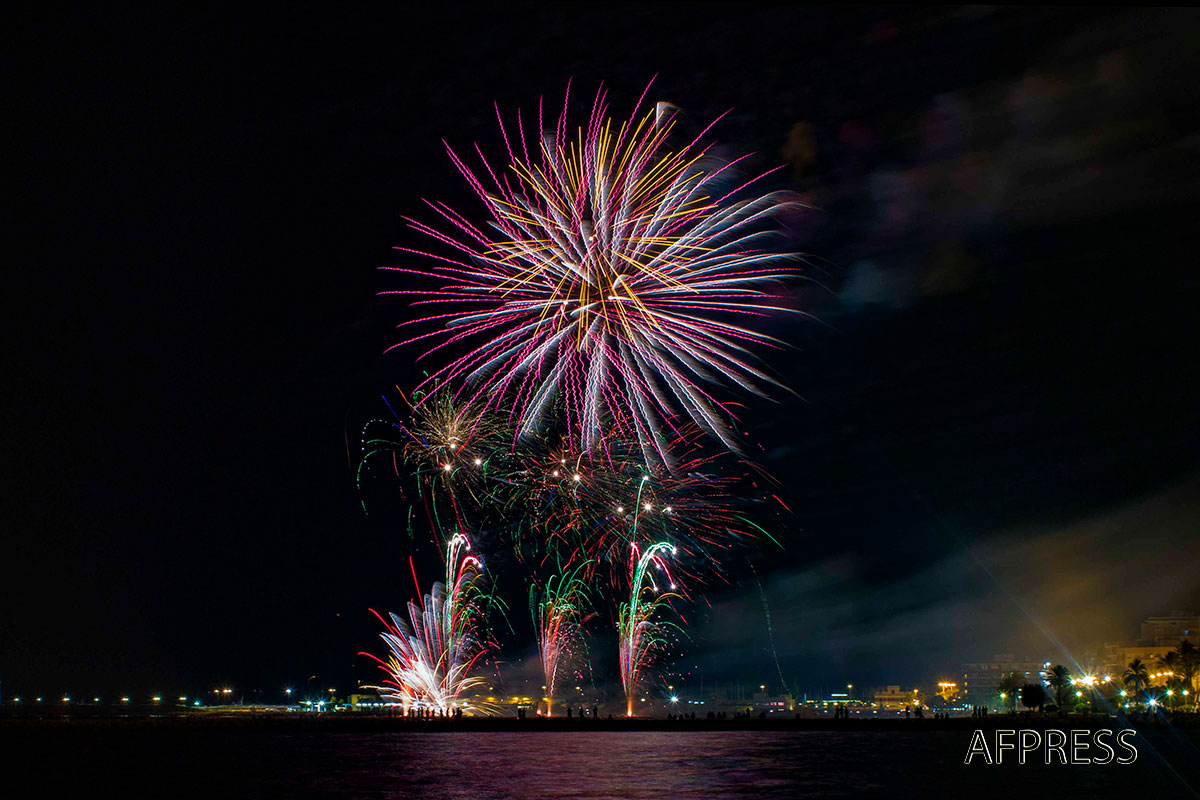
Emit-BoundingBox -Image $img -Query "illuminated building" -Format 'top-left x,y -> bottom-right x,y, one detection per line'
1103,610 -> 1198,676
872,686 -> 923,710
962,656 -> 1042,706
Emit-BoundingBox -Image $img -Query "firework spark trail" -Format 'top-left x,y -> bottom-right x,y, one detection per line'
361,533 -> 491,713
530,563 -> 593,717
359,398 -> 775,584
383,81 -> 804,462
618,541 -> 682,717
750,560 -> 791,698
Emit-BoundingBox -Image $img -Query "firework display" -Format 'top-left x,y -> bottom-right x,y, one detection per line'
618,542 -> 683,716
382,79 -> 801,461
364,83 -> 798,716
530,564 -> 593,716
360,396 -> 775,579
361,534 -> 490,713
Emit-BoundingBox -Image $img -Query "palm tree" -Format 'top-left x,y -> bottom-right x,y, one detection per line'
1176,639 -> 1198,708
1043,664 -> 1071,712
1123,657 -> 1150,704
998,671 -> 1023,713
1156,651 -> 1182,709
1156,650 -> 1179,677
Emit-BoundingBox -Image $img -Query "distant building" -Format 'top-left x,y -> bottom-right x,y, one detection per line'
1103,611 -> 1199,676
872,685 -> 922,710
348,692 -> 387,710
1140,611 -> 1199,643
750,691 -> 795,711
962,656 -> 1044,706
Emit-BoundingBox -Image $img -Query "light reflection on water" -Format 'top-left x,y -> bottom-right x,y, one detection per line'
251,731 -> 1197,799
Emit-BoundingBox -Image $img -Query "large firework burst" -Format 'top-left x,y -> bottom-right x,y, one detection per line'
384,80 -> 802,461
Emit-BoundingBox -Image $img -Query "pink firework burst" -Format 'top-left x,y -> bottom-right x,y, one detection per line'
384,80 -> 804,461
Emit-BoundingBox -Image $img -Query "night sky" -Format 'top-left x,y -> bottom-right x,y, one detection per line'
6,5 -> 1200,701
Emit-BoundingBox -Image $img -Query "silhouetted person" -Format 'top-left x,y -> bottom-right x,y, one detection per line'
905,706 -> 911,719
567,707 -> 572,719
592,706 -> 598,720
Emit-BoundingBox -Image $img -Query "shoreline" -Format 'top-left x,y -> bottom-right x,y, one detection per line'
2,712 -> 1194,733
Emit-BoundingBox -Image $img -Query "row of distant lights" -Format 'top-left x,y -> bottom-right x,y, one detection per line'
1040,673 -> 1192,703
1117,689 -> 1189,699
11,687 -> 240,706
1070,675 -> 1112,687
12,695 -> 198,705
442,460 -> 672,513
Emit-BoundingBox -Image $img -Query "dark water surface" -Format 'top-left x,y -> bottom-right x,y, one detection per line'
6,728 -> 1200,798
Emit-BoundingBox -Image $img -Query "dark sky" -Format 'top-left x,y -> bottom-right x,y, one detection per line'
5,5 -> 1200,701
